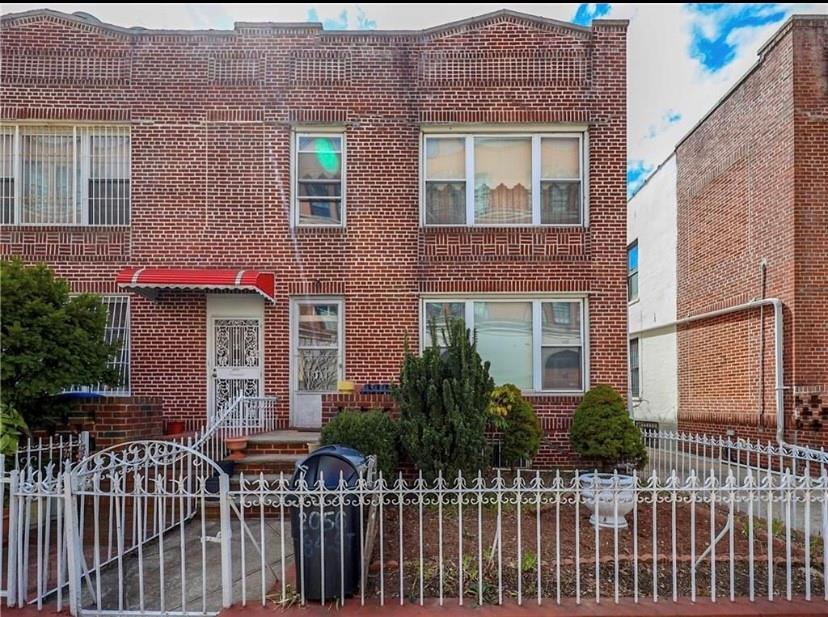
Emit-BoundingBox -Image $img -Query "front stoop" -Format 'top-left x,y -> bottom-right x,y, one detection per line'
234,430 -> 321,475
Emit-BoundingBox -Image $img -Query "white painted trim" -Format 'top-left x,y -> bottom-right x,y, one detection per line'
420,295 -> 589,395
421,123 -> 590,133
421,131 -> 587,228
289,296 -> 345,427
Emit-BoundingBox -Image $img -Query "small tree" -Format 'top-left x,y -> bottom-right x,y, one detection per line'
490,384 -> 542,467
569,384 -> 647,471
394,317 -> 493,481
0,259 -> 120,426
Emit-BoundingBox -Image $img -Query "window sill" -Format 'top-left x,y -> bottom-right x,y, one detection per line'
1,224 -> 129,231
628,298 -> 640,307
291,225 -> 346,233
422,225 -> 587,233
521,389 -> 585,398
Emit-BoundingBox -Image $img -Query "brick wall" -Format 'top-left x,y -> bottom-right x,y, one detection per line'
675,16 -> 827,446
0,10 -> 628,467
68,396 -> 165,450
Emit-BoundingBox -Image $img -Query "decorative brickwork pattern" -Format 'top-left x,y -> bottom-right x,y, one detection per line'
0,10 -> 629,467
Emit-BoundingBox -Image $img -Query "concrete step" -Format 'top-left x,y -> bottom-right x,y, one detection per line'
244,430 -> 321,456
233,452 -> 303,475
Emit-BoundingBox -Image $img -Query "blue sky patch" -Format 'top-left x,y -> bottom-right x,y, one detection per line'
627,160 -> 655,197
688,4 -> 788,71
665,110 -> 682,124
572,3 -> 612,26
307,6 -> 376,30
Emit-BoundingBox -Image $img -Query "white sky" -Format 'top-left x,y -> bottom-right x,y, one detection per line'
3,3 -> 825,192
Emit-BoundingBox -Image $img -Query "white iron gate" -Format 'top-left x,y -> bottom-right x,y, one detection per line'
66,441 -> 234,616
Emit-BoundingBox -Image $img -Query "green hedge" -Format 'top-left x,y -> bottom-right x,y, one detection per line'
320,410 -> 399,479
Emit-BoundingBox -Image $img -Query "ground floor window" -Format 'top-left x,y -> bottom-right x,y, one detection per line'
69,295 -> 130,395
422,297 -> 586,393
629,337 -> 640,398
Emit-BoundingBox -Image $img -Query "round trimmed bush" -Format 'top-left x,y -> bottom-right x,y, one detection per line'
569,384 -> 647,471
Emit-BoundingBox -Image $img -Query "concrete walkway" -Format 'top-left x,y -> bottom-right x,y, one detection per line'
75,514 -> 293,614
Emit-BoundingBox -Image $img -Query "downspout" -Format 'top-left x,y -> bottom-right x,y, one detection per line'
631,297 -> 788,447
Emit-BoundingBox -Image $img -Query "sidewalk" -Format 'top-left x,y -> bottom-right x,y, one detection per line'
219,597 -> 828,617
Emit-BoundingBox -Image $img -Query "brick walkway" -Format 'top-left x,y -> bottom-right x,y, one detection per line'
218,597 -> 828,617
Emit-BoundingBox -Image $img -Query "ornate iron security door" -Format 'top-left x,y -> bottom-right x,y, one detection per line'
210,317 -> 262,420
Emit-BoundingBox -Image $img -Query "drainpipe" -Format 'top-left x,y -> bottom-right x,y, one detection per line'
631,297 -> 788,447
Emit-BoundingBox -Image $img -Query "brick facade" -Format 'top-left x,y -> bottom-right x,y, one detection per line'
676,16 -> 828,446
67,396 -> 165,450
0,9 -> 629,467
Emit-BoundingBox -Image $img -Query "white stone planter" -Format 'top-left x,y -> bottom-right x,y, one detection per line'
578,472 -> 636,529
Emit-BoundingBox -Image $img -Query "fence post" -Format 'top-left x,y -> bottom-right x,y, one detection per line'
219,472 -> 233,608
63,471 -> 82,616
4,467 -> 19,608
79,432 -> 91,461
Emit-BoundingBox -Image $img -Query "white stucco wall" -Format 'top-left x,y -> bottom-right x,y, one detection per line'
628,154 -> 678,428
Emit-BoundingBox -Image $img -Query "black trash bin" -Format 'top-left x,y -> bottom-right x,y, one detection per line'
290,445 -> 368,602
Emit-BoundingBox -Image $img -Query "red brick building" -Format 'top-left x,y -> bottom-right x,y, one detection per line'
676,15 -> 828,447
0,9 -> 628,466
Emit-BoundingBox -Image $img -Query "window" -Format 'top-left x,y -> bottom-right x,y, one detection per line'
296,302 -> 341,392
294,133 -> 344,226
423,133 -> 585,226
627,240 -> 639,302
629,338 -> 640,398
0,124 -> 131,226
422,298 -> 586,392
424,138 -> 465,225
69,296 -> 131,395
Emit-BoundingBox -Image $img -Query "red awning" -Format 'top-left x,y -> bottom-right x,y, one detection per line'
116,267 -> 275,302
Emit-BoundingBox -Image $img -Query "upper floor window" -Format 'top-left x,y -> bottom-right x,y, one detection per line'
423,133 -> 585,226
294,133 -> 344,227
627,240 -> 639,302
0,124 -> 130,226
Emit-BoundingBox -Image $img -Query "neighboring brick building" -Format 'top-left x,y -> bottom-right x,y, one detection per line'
630,15 -> 827,447
0,9 -> 628,466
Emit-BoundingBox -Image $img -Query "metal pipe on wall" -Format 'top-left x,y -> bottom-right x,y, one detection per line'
631,297 -> 789,448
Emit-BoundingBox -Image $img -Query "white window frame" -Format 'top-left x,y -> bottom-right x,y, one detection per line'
629,336 -> 640,400
67,294 -> 131,396
290,297 -> 346,395
420,131 -> 587,228
291,130 -> 346,228
627,239 -> 639,303
0,123 -> 131,227
420,295 -> 589,394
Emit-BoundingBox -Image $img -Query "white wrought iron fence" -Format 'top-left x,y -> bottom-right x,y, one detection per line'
1,432 -> 89,608
222,468 -> 828,609
642,429 -> 828,481
0,395 -> 276,612
4,421 -> 828,614
13,432 -> 90,475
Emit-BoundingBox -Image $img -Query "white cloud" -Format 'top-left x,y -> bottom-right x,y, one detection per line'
3,2 -> 826,186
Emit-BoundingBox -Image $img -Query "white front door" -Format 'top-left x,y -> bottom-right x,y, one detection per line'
207,296 -> 264,421
290,298 -> 343,428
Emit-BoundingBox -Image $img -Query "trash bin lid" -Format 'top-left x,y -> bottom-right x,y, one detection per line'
292,445 -> 367,489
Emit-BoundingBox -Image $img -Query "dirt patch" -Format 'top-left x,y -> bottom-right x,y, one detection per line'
366,497 -> 825,602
